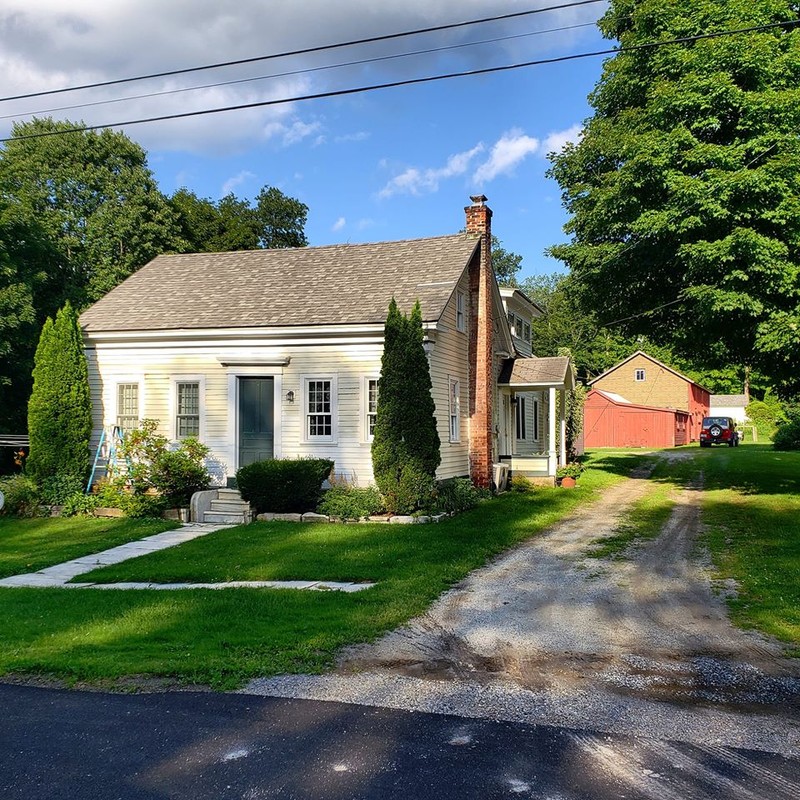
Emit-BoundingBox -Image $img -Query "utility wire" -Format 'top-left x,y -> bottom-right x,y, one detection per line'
0,0 -> 605,103
0,21 -> 597,123
2,20 -> 796,144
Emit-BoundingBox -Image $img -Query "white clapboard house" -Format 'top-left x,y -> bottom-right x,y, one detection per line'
80,197 -> 573,489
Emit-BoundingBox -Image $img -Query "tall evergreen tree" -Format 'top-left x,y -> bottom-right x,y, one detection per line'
27,302 -> 92,481
548,0 -> 800,394
372,299 -> 441,513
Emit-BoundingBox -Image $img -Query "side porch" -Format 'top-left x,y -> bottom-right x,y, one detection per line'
496,356 -> 574,486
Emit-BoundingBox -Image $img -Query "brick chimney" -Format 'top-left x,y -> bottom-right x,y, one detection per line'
465,195 -> 494,489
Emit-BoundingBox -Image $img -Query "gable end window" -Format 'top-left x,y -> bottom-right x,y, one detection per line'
449,378 -> 461,442
176,381 -> 200,438
456,291 -> 466,332
635,368 -> 646,382
116,383 -> 139,432
305,378 -> 335,441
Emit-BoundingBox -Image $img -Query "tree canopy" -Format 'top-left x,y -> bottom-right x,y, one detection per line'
171,187 -> 308,253
548,0 -> 800,395
0,118 -> 185,308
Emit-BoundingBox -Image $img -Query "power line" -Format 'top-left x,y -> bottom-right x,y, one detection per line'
0,0 -> 605,104
0,22 -> 597,123
2,20 -> 795,144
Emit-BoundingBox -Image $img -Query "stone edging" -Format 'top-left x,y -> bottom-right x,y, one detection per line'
255,512 -> 451,524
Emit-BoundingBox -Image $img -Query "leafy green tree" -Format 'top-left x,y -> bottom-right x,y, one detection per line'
171,186 -> 308,253
0,203 -> 60,433
492,236 -> 522,286
372,299 -> 441,513
27,302 -> 92,482
0,117 -> 184,307
548,0 -> 800,394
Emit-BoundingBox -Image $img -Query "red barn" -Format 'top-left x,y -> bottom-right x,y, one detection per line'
583,389 -> 691,449
589,351 -> 710,441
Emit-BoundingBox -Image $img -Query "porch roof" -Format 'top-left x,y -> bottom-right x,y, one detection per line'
497,356 -> 574,390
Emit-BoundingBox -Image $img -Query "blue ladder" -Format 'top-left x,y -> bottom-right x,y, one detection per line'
86,425 -> 126,492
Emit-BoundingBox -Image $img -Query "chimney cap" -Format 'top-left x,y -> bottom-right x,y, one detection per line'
470,194 -> 488,206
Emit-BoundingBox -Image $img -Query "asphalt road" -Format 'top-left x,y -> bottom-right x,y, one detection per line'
1,684 -> 799,799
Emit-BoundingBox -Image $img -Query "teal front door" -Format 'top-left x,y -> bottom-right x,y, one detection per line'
238,377 -> 274,467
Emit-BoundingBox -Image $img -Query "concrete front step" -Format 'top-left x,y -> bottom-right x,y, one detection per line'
203,510 -> 250,524
210,500 -> 251,513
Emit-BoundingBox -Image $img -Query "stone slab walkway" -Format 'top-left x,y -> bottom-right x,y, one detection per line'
0,522 -> 373,593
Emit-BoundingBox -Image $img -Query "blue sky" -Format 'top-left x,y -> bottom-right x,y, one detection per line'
0,1 -> 611,280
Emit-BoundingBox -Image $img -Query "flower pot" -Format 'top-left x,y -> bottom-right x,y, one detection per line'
560,476 -> 577,488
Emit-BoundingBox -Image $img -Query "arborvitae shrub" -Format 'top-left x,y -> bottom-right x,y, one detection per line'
27,302 -> 92,482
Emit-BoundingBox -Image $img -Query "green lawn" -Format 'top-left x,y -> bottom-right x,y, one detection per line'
0,464 -> 622,689
694,444 -> 800,653
0,516 -> 179,579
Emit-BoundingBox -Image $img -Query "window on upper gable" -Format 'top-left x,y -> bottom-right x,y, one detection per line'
456,291 -> 466,332
635,369 -> 646,382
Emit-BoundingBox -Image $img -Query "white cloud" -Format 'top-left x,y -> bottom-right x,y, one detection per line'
541,123 -> 583,156
335,131 -> 370,143
332,216 -> 346,231
379,143 -> 484,198
262,119 -> 323,147
473,129 -> 539,184
220,169 -> 256,196
0,2 -> 602,153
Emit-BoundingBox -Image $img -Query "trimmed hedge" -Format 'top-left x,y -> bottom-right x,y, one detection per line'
236,458 -> 334,513
773,416 -> 800,451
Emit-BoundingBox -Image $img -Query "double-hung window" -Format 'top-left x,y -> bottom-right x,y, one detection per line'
456,291 -> 466,332
176,381 -> 200,438
116,383 -> 139,432
306,378 -> 334,441
635,368 -> 646,382
449,378 -> 461,442
515,396 -> 527,440
365,378 -> 378,440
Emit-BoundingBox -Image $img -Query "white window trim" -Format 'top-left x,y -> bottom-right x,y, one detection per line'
533,397 -> 540,442
169,375 -> 206,442
110,374 -> 145,431
449,376 -> 461,443
456,291 -> 466,333
635,368 -> 646,382
361,376 -> 379,443
302,375 -> 338,445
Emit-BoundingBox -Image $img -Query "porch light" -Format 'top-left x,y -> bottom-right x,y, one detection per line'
510,394 -> 519,405
422,338 -> 435,355
286,390 -> 295,403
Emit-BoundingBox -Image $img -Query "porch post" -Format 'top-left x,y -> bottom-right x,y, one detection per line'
548,386 -> 557,476
559,388 -> 567,466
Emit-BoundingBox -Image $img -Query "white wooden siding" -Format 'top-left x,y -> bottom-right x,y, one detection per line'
428,272 -> 471,479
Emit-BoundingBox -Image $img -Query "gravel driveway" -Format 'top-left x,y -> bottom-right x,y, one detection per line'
245,458 -> 800,768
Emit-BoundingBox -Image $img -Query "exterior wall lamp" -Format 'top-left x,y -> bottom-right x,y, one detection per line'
286,390 -> 295,403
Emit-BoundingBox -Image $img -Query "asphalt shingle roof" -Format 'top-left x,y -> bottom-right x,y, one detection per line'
80,234 -> 479,333
710,394 -> 748,407
498,357 -> 572,386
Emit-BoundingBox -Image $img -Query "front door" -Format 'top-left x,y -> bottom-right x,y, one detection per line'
238,377 -> 274,467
